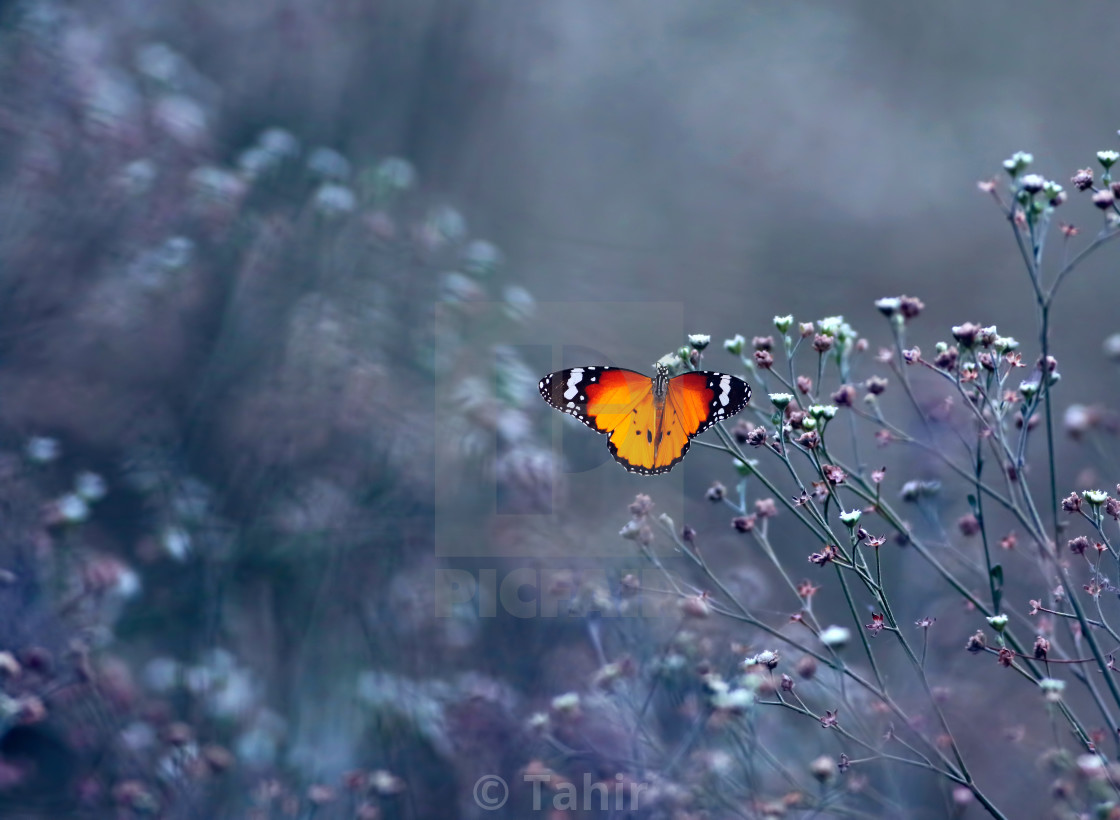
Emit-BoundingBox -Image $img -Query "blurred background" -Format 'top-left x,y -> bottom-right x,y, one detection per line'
0,0 -> 1118,817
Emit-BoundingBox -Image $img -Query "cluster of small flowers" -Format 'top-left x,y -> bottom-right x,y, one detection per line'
1061,487 -> 1120,520
995,146 -> 1120,221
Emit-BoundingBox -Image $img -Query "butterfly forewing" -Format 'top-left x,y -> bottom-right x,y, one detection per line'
538,367 -> 652,433
672,371 -> 752,437
606,391 -> 660,474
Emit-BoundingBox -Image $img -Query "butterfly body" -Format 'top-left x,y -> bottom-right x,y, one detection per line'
538,364 -> 751,475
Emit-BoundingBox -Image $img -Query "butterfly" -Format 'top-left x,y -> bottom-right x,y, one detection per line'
538,364 -> 751,475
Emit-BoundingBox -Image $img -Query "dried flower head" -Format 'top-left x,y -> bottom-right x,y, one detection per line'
933,345 -> 958,370
744,649 -> 780,670
966,631 -> 986,652
629,494 -> 655,517
732,515 -> 756,533
796,580 -> 820,598
1093,189 -> 1115,209
1068,536 -> 1090,555
809,545 -> 839,566
754,498 -> 777,518
951,323 -> 980,348
865,376 -> 888,396
1071,168 -> 1094,191
899,295 -> 924,319
731,419 -> 754,444
680,594 -> 711,619
745,427 -> 768,447
796,655 -> 818,680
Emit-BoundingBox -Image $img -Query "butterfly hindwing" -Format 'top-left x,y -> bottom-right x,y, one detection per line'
539,365 -> 751,475
606,390 -> 660,474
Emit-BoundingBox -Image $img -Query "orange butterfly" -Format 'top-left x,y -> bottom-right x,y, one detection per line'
538,364 -> 751,475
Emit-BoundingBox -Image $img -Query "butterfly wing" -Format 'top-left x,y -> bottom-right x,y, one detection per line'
538,367 -> 653,432
652,371 -> 752,473
539,367 -> 662,473
605,389 -> 660,474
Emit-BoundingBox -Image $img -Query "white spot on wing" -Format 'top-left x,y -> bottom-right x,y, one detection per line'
563,368 -> 584,401
717,374 -> 731,407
